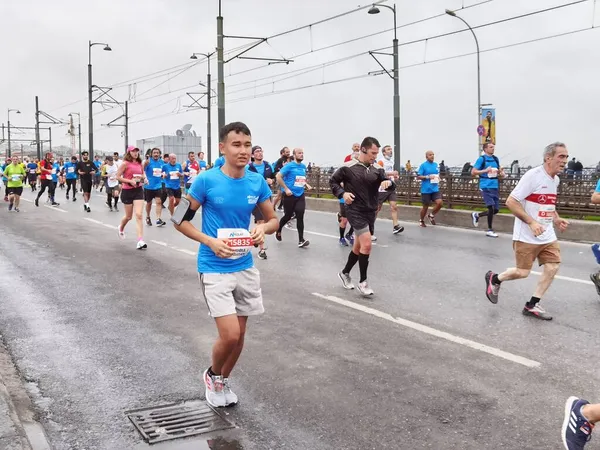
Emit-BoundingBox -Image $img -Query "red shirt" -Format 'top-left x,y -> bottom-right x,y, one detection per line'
344,154 -> 354,163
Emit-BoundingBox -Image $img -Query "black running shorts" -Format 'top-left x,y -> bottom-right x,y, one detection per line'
120,187 -> 144,205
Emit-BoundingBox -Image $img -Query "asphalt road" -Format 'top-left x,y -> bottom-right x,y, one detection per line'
0,187 -> 599,450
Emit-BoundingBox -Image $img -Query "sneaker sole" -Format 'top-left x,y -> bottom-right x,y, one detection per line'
486,234 -> 499,238
561,396 -> 579,450
392,228 -> 404,234
484,272 -> 498,304
338,272 -> 354,290
589,274 -> 600,296
522,308 -> 552,320
203,370 -> 226,408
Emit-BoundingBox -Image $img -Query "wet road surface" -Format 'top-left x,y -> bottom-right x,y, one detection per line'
0,188 -> 599,449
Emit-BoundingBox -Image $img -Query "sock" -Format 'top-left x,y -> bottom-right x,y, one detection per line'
492,274 -> 501,285
358,253 -> 370,283
339,226 -> 346,239
525,296 -> 540,308
346,226 -> 354,237
342,251 -> 359,275
207,366 -> 220,377
487,206 -> 494,230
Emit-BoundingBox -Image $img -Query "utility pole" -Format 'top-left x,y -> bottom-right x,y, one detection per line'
217,0 -> 225,132
88,42 -> 94,160
206,70 -> 212,164
7,116 -> 11,159
35,96 -> 41,160
78,121 -> 82,157
124,100 -> 129,153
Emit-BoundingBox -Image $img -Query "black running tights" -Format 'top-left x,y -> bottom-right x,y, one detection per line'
278,194 -> 306,241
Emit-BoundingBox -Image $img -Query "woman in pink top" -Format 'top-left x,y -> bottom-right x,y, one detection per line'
116,146 -> 147,249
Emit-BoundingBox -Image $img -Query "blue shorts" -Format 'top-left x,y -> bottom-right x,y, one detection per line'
481,189 -> 500,209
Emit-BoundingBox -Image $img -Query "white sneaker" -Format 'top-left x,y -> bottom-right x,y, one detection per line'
486,230 -> 498,238
338,271 -> 355,290
472,212 -> 479,227
356,281 -> 374,296
117,226 -> 125,240
223,378 -> 238,406
203,369 -> 226,407
136,240 -> 148,249
371,235 -> 377,242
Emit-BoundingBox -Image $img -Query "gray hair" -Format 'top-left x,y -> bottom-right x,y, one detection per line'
543,142 -> 566,161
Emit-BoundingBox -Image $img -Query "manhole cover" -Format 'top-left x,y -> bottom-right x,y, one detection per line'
126,401 -> 235,444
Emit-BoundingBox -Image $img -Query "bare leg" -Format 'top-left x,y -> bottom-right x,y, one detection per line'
497,268 -> 531,282
221,317 -> 248,378
14,195 -> 20,209
582,404 -> 600,423
156,198 -> 163,220
133,199 -> 144,239
420,205 -> 428,221
211,315 -> 242,375
120,204 -> 133,231
533,263 -> 559,298
432,198 -> 443,215
390,201 -> 398,227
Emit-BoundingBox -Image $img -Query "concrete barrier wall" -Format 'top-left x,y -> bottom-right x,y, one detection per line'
305,197 -> 600,243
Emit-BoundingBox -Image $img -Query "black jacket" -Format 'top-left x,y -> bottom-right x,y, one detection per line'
248,161 -> 273,179
330,159 -> 392,213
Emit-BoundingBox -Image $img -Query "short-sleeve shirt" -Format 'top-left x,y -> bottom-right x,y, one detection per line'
51,163 -> 60,182
509,165 -> 559,245
77,160 -> 97,181
144,159 -> 164,190
596,180 -> 600,193
162,163 -> 183,190
26,163 -> 38,175
64,162 -> 78,179
188,169 -> 272,274
279,161 -> 307,197
213,156 -> 225,169
474,155 -> 500,190
4,164 -> 25,188
417,161 -> 440,194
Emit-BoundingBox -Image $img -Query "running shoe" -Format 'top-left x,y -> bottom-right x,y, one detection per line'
83,205 -> 87,212
592,244 -> 600,265
338,271 -> 354,290
156,218 -> 166,227
34,198 -> 39,207
136,240 -> 148,250
522,304 -> 552,320
298,240 -> 309,248
472,212 -> 479,227
285,222 -> 293,229
419,220 -> 426,228
590,272 -> 600,296
13,208 -> 19,212
257,249 -> 267,260
66,194 -> 69,200
356,281 -> 374,296
203,369 -> 226,408
87,206 -> 91,212
118,226 -> 125,240
393,225 -> 404,234
275,231 -> 282,242
562,397 -> 594,450
339,238 -> 348,247
277,206 -> 284,212
345,233 -> 354,244
113,205 -> 118,212
484,270 -> 500,304
486,230 -> 499,238
109,207 -> 113,212
51,202 -> 60,207
222,378 -> 239,407
371,235 -> 378,242
427,213 -> 436,225
146,217 -> 152,226
72,197 -> 76,202
7,203 -> 13,211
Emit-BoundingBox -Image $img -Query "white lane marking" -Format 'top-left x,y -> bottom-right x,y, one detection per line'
151,240 -> 168,247
531,271 -> 594,286
84,218 -> 104,225
102,223 -> 115,229
43,205 -> 67,213
312,293 -> 541,368
21,198 -> 32,203
172,247 -> 196,256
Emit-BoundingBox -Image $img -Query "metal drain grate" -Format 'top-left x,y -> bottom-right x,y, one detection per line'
126,401 -> 235,444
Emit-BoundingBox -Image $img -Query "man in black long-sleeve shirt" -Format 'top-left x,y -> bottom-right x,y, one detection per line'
329,136 -> 394,297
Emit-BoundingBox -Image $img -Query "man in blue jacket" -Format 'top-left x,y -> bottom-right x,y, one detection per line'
247,145 -> 274,259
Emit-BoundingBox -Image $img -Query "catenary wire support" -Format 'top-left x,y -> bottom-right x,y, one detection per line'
369,51 -> 394,79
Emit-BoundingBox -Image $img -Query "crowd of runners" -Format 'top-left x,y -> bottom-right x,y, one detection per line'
1,123 -> 600,449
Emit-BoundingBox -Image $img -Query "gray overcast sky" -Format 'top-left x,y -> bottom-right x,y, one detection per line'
1,0 -> 599,167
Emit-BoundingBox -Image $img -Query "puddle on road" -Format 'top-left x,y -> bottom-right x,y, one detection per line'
133,434 -> 245,450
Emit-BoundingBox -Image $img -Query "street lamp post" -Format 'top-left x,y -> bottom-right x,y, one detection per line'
368,4 -> 401,172
217,0 -> 225,131
7,108 -> 21,158
445,9 -> 481,157
190,52 -> 215,164
69,113 -> 82,158
88,41 -> 112,160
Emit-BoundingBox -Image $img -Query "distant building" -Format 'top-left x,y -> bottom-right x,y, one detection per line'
136,124 -> 202,162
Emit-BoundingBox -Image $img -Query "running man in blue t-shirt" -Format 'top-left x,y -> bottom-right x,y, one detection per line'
174,121 -> 278,409
161,154 -> 183,216
470,143 -> 505,238
26,160 -> 38,192
275,148 -> 312,247
417,150 -> 443,227
143,148 -> 166,226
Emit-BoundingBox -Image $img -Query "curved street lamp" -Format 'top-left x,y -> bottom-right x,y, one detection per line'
7,108 -> 21,158
446,9 -> 482,156
88,41 -> 112,160
190,52 -> 216,164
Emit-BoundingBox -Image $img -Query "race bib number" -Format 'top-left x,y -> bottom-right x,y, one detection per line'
488,168 -> 498,179
11,174 -> 21,181
537,205 -> 555,225
217,228 -> 253,260
294,175 -> 306,187
51,169 -> 57,175
152,168 -> 162,177
169,171 -> 179,180
68,167 -> 75,173
430,174 -> 440,184
132,173 -> 142,182
46,174 -> 52,180
29,169 -> 36,174
189,169 -> 198,177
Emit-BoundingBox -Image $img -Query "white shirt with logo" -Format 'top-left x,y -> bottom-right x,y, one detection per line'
509,165 -> 559,245
377,157 -> 395,192
106,164 -> 119,188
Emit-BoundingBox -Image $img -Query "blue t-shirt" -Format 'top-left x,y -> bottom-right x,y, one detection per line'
26,162 -> 38,176
1,164 -> 7,181
188,169 -> 272,274
252,162 -> 266,177
94,160 -> 102,173
64,161 -> 78,180
418,161 -> 440,194
213,156 -> 225,169
162,163 -> 183,190
199,160 -> 207,171
51,163 -> 60,182
145,159 -> 164,190
474,155 -> 500,190
279,161 -> 307,197
596,180 -> 600,192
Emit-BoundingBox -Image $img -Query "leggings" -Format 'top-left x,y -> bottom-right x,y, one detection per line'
66,179 -> 77,197
478,205 -> 499,229
278,194 -> 306,241
37,179 -> 56,201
